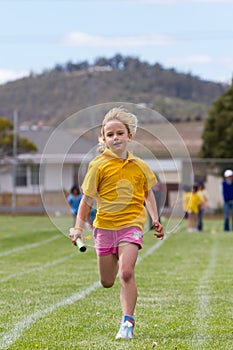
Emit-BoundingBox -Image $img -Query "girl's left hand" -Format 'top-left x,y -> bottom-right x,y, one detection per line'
153,220 -> 164,240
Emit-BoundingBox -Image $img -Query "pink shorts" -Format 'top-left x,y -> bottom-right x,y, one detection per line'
93,226 -> 143,256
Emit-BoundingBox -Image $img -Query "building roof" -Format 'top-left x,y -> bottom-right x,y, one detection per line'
19,128 -> 96,154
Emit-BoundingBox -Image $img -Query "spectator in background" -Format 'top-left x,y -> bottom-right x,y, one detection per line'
197,181 -> 208,231
67,185 -> 82,226
187,184 -> 204,232
183,185 -> 192,220
222,169 -> 233,231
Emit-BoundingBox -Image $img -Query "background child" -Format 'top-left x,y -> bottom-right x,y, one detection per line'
222,169 -> 233,231
187,184 -> 204,232
197,181 -> 208,231
182,185 -> 192,220
67,185 -> 82,226
69,106 -> 164,340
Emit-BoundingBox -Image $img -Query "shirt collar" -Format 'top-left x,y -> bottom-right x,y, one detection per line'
103,148 -> 135,161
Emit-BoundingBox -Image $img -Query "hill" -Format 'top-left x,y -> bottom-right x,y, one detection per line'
133,121 -> 204,158
0,55 -> 228,127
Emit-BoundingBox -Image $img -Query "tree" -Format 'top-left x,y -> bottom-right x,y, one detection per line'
201,85 -> 233,158
0,117 -> 37,158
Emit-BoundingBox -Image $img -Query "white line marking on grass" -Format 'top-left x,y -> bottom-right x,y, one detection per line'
0,235 -> 61,258
0,234 -> 168,349
0,229 -> 56,240
0,253 -> 75,283
137,235 -> 167,265
0,281 -> 101,350
191,234 -> 217,348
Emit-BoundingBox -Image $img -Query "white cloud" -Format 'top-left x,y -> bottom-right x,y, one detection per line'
126,0 -> 233,2
165,55 -> 233,67
216,56 -> 233,71
62,32 -> 176,47
163,55 -> 232,82
164,55 -> 213,65
125,0 -> 177,3
141,0 -> 233,2
192,0 -> 233,2
0,69 -> 29,85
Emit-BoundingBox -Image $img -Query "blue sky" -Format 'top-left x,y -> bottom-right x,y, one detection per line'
0,0 -> 233,85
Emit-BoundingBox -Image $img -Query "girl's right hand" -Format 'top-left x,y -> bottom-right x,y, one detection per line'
69,228 -> 84,246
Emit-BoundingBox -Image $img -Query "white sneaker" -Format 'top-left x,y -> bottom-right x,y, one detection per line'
115,320 -> 134,339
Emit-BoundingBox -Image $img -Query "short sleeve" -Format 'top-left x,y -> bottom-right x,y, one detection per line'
133,158 -> 157,191
81,162 -> 100,198
144,168 -> 157,192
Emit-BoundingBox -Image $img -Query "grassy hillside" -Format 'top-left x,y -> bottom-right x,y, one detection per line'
0,56 -> 227,127
135,121 -> 204,157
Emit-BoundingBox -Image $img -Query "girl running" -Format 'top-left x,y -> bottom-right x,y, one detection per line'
70,106 -> 164,339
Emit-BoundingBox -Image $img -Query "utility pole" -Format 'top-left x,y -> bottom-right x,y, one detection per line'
88,72 -> 96,158
11,110 -> 18,215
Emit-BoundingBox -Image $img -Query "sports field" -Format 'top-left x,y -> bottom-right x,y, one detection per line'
0,215 -> 232,350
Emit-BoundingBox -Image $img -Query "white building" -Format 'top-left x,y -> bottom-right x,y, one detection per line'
0,128 -> 224,214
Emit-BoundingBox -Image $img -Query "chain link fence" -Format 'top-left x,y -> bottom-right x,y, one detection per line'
0,158 -> 232,217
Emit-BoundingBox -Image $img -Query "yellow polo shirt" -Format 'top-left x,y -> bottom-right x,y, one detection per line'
187,193 -> 204,214
82,149 -> 157,230
183,191 -> 191,212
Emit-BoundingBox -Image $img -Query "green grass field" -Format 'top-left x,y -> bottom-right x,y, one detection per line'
0,215 -> 233,350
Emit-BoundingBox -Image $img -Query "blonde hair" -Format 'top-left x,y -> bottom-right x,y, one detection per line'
98,106 -> 138,153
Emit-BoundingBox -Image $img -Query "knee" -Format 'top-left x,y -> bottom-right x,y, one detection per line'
119,269 -> 133,284
100,278 -> 115,288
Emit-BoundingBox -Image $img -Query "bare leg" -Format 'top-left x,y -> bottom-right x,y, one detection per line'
97,254 -> 119,288
188,212 -> 195,231
187,213 -> 192,230
193,213 -> 198,230
118,243 -> 139,316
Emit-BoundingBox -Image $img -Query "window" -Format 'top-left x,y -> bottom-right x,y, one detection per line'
15,163 -> 40,187
30,164 -> 40,185
15,164 -> 27,186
